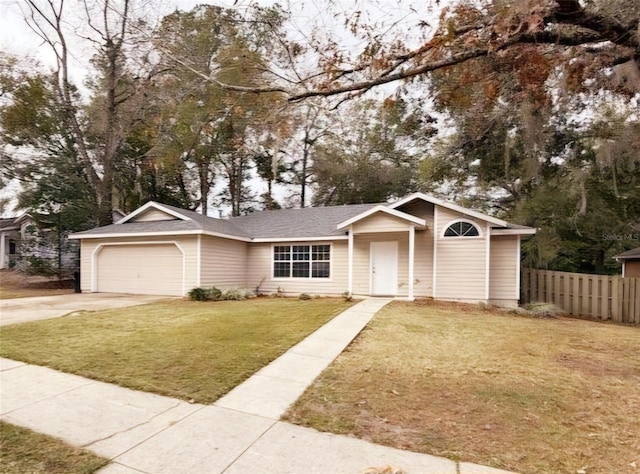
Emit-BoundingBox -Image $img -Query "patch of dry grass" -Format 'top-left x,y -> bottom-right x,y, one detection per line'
0,298 -> 352,403
284,300 -> 640,474
0,270 -> 73,299
0,421 -> 108,474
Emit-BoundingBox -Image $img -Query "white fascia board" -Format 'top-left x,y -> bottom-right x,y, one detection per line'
491,228 -> 537,236
69,229 -> 251,242
118,201 -> 193,224
336,205 -> 426,230
14,213 -> 33,224
390,192 -> 508,227
251,235 -> 348,243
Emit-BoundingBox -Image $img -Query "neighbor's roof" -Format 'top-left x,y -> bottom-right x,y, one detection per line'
0,217 -> 19,231
0,214 -> 33,231
616,247 -> 640,260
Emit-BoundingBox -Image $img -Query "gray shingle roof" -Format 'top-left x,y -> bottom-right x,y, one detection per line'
228,204 -> 377,238
73,202 -> 378,239
72,195 -> 537,240
616,247 -> 640,260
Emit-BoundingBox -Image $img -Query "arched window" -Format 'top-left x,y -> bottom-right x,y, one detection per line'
443,220 -> 480,237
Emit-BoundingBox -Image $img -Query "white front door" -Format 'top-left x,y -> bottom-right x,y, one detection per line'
370,241 -> 398,296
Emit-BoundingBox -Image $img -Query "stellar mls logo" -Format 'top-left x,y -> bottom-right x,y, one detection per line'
602,233 -> 640,241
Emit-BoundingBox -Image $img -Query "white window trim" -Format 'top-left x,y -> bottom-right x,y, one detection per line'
441,218 -> 483,239
270,242 -> 333,281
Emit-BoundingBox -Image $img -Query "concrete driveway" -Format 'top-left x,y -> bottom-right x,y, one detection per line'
0,293 -> 174,326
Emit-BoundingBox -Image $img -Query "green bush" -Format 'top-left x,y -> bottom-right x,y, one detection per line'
188,287 -> 254,301
188,287 -> 210,301
26,256 -> 56,277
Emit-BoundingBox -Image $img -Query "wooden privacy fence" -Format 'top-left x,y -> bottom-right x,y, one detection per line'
522,269 -> 640,324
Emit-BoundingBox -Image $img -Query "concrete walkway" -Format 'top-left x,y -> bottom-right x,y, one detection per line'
0,298 -> 515,474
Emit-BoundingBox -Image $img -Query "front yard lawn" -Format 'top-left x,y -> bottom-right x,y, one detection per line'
284,300 -> 640,474
0,270 -> 73,299
0,421 -> 108,474
0,298 -> 352,403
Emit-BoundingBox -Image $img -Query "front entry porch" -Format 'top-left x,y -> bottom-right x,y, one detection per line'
337,205 -> 427,300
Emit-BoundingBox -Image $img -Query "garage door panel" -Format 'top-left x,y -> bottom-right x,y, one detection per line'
97,244 -> 183,296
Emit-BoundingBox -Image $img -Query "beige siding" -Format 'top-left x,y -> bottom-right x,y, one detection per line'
352,213 -> 413,234
414,228 -> 434,297
130,208 -> 176,222
489,235 -> 519,302
246,241 -> 348,296
395,200 -> 435,297
80,235 -> 198,295
199,235 -> 248,289
435,207 -> 487,302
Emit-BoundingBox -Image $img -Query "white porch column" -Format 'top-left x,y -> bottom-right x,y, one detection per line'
0,232 -> 5,269
408,225 -> 415,301
485,222 -> 491,301
347,225 -> 354,296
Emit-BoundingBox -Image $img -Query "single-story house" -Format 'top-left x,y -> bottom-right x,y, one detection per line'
615,247 -> 640,278
69,193 -> 536,306
0,213 -> 79,274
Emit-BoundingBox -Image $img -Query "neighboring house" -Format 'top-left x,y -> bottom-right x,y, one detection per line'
0,213 -> 78,274
615,248 -> 640,278
0,216 -> 22,269
70,193 -> 536,306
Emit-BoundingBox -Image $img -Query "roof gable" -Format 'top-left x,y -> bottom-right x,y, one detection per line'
119,202 -> 193,224
337,205 -> 426,230
390,192 -> 508,227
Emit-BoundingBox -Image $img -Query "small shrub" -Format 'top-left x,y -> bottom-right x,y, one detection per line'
25,256 -> 56,277
299,293 -> 312,300
342,291 -> 353,302
522,302 -> 566,318
221,288 -> 254,301
188,287 -> 210,301
209,287 -> 223,301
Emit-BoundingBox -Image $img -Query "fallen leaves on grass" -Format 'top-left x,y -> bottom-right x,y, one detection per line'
284,300 -> 640,474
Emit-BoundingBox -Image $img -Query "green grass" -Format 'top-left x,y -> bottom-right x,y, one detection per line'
284,300 -> 640,474
0,421 -> 108,474
0,298 -> 352,403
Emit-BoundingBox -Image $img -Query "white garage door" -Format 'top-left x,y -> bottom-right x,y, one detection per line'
96,244 -> 184,296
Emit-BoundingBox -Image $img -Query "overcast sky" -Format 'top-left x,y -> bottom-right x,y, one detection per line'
0,0 -> 438,216
0,0 -> 436,71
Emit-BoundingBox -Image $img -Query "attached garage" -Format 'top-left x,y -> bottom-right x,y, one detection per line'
95,243 -> 184,296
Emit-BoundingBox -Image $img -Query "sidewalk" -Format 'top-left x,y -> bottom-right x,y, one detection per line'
1,298 -> 515,474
